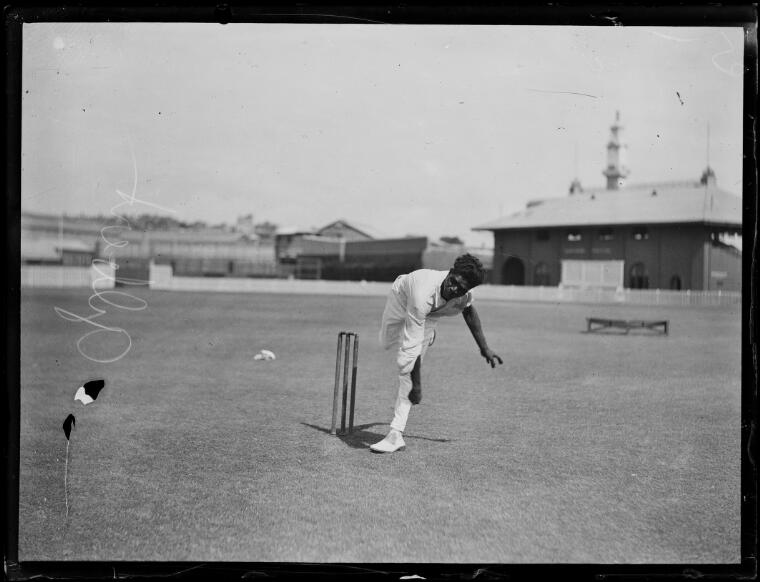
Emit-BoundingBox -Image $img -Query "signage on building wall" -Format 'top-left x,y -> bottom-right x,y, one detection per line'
561,259 -> 624,289
562,248 -> 587,255
710,271 -> 728,279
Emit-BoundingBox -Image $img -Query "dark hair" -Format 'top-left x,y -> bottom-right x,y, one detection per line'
452,253 -> 485,288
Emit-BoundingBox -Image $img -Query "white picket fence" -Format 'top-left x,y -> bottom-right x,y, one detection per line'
149,264 -> 740,307
472,284 -> 741,307
148,263 -> 389,296
20,262 -> 741,307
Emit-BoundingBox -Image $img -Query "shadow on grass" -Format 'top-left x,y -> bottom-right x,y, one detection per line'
301,422 -> 454,450
580,330 -> 669,337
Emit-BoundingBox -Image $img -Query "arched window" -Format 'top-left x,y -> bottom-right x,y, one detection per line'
534,262 -> 550,286
630,262 -> 649,289
670,275 -> 682,290
502,257 -> 525,286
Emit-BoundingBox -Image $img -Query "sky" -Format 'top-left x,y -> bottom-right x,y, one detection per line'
21,22 -> 745,247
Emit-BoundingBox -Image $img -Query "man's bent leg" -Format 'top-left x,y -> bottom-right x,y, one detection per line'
407,328 -> 434,405
371,326 -> 434,453
408,357 -> 422,405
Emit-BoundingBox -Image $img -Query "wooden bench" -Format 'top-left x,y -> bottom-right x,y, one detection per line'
586,317 -> 669,335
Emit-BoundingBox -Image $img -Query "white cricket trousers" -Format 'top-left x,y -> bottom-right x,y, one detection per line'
388,329 -> 434,432
378,286 -> 436,433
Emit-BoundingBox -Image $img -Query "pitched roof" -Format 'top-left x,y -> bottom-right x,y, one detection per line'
21,237 -> 95,260
316,219 -> 375,240
472,181 -> 742,231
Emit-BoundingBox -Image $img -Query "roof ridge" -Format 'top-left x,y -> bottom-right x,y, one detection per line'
583,180 -> 746,195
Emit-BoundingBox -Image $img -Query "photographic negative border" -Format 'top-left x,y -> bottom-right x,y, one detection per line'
4,3 -> 757,581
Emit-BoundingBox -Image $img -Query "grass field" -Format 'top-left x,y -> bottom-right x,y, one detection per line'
18,287 -> 742,563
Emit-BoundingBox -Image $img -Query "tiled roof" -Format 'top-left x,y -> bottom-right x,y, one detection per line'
473,182 -> 742,231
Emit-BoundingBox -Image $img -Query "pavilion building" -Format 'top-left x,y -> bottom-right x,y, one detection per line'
473,113 -> 742,291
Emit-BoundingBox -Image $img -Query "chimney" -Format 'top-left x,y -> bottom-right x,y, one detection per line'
700,166 -> 717,187
568,178 -> 583,195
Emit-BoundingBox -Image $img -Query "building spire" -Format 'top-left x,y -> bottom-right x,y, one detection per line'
700,122 -> 717,187
602,110 -> 629,190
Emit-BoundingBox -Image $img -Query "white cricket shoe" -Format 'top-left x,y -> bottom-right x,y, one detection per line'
369,430 -> 406,453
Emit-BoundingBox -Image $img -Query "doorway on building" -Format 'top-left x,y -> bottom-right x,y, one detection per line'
534,262 -> 550,286
502,257 -> 525,285
629,262 -> 649,289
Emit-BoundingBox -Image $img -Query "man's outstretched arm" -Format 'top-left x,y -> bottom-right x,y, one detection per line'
462,305 -> 503,368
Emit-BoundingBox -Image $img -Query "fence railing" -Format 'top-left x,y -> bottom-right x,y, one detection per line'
148,263 -> 389,296
20,263 -> 741,307
20,264 -> 115,289
472,285 -> 741,306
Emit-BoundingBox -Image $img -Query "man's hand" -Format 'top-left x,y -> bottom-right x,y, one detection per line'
463,306 -> 502,369
481,348 -> 503,368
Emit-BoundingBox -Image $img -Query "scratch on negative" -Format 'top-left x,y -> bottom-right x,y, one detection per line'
711,31 -> 743,78
646,30 -> 700,43
527,89 -> 598,99
257,13 -> 389,24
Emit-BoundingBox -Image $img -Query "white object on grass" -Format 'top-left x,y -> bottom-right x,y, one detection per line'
73,379 -> 105,405
74,386 -> 93,405
254,349 -> 276,361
